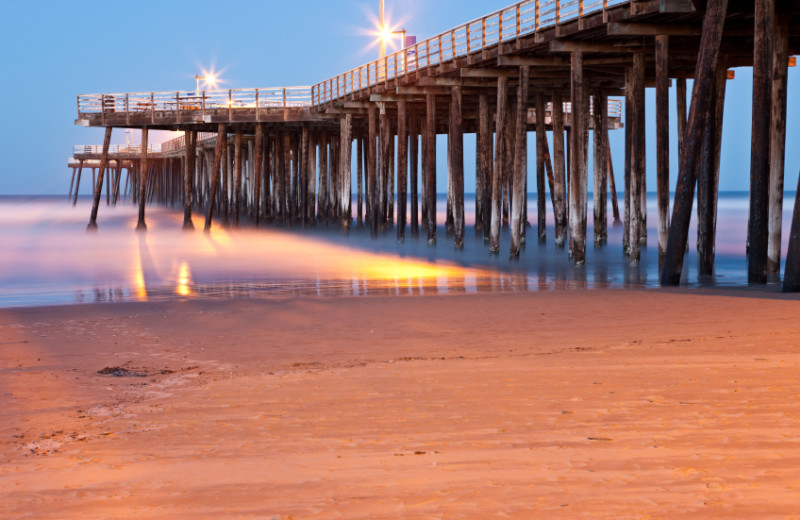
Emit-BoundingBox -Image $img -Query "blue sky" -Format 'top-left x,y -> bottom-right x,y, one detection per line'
0,0 -> 797,196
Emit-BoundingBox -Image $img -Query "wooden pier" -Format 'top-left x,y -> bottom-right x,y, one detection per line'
73,0 -> 800,288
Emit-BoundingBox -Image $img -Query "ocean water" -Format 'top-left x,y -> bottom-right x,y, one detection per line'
0,193 -> 793,308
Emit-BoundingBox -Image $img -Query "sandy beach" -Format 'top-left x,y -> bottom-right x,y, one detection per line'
2,289 -> 800,519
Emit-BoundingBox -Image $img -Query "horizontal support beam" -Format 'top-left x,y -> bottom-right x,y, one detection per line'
607,22 -> 701,36
549,40 -> 645,53
460,68 -> 520,78
369,94 -> 425,102
496,56 -> 568,67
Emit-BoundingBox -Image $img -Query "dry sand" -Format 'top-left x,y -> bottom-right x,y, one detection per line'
2,288 -> 800,519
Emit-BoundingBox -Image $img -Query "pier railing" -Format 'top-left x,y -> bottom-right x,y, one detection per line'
77,87 -> 313,119
311,0 -> 627,106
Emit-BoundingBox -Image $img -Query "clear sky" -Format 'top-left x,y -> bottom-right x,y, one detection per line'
0,1 -> 797,196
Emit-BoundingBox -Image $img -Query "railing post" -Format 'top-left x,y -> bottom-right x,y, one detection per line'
228,89 -> 232,120
76,95 -> 80,118
394,55 -> 398,78
384,56 -> 388,81
499,12 -> 504,41
556,0 -> 561,23
579,0 -> 584,16
101,94 -> 105,125
125,93 -> 130,125
202,91 -> 206,117
535,0 -> 540,31
283,87 -> 287,120
255,89 -> 260,121
482,17 -> 487,48
516,4 -> 521,36
150,92 -> 155,124
426,40 -> 431,67
176,91 -> 180,123
466,25 -> 471,53
359,66 -> 363,90
451,30 -> 456,59
403,46 -> 408,74
438,35 -> 443,64
337,76 -> 340,98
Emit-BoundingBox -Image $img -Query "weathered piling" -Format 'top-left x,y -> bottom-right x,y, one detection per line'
183,131 -> 197,230
534,89 -> 546,244
661,0 -> 729,286
511,67 -> 529,257
339,114 -> 352,233
409,110 -> 420,238
629,53 -> 646,263
397,100 -> 408,242
368,106 -> 378,237
568,52 -> 587,263
203,124 -> 228,232
87,126 -> 112,230
784,175 -> 800,291
478,93 -> 492,240
490,76 -> 508,254
357,133 -> 363,226
136,128 -> 148,231
768,15 -> 789,276
552,89 -> 567,247
593,89 -> 608,246
450,86 -> 465,250
425,94 -> 437,245
747,0 -> 774,284
655,35 -> 670,266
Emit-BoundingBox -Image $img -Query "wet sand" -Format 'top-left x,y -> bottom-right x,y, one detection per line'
2,289 -> 800,519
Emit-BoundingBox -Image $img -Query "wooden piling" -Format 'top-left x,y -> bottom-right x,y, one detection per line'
397,100 -> 408,242
552,89 -> 567,247
425,94 -> 437,245
697,60 -> 728,276
661,0 -> 729,285
72,160 -> 83,206
379,109 -> 391,231
410,110 -> 420,238
593,89 -> 608,246
629,53 -> 646,263
511,68 -> 530,256
569,52 -> 587,264
232,131 -> 243,227
490,77 -> 508,254
357,133 -> 364,226
368,106 -> 379,237
450,86 -> 465,250
767,16 -> 789,276
534,89 -> 547,244
183,131 -> 197,230
748,0 -> 774,284
783,176 -> 800,291
306,132 -> 315,224
318,130 -> 328,226
340,114 -> 353,233
87,126 -> 112,230
656,35 -> 670,266
136,127 -> 148,231
203,123 -> 228,232
478,94 -> 492,239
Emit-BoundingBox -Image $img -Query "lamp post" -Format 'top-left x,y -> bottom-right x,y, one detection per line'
194,74 -> 218,94
379,0 -> 385,59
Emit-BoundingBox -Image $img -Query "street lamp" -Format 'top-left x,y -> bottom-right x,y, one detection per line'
195,73 -> 218,93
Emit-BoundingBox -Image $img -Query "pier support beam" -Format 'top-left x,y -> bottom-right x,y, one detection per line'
397,100 -> 408,242
569,52 -> 587,264
204,124 -> 228,232
511,67 -> 530,257
593,89 -> 608,246
552,89 -> 567,247
72,160 -> 83,206
425,94 -> 437,245
357,133 -> 363,227
450,86 -> 465,250
136,128 -> 149,231
490,76 -> 509,254
182,131 -> 197,230
478,94 -> 492,240
656,35 -> 670,266
535,89 -> 547,245
661,0 -> 728,285
340,114 -> 353,233
254,124 -> 264,227
697,60 -> 727,277
748,0 -> 774,284
768,16 -> 789,276
629,53 -> 646,263
232,131 -> 243,227
368,107 -> 378,237
379,108 -> 391,231
410,110 -> 420,239
87,126 -> 112,230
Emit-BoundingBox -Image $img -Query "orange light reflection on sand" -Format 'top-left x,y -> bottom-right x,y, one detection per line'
176,262 -> 194,297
